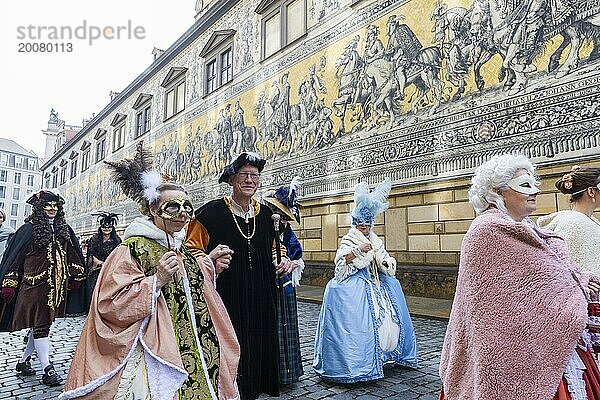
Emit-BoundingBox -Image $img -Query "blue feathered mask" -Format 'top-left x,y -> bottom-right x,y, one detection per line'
264,176 -> 302,223
350,178 -> 392,226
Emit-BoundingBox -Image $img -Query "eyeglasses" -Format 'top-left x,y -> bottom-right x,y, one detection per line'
157,198 -> 194,220
43,202 -> 59,211
236,172 -> 261,181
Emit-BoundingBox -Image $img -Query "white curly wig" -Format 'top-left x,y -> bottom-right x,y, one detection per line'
468,154 -> 536,214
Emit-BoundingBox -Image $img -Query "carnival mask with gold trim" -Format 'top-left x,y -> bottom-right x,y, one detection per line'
157,198 -> 193,220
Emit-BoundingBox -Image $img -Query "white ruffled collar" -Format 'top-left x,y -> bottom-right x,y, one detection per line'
124,216 -> 186,249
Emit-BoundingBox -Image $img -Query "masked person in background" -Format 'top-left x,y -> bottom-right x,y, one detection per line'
263,176 -> 305,386
539,166 -> 600,354
0,190 -> 85,386
85,212 -> 121,299
61,143 -> 240,400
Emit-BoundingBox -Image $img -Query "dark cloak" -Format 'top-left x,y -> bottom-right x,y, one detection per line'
0,222 -> 87,331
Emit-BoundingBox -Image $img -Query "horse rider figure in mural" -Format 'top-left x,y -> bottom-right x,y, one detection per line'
502,0 -> 573,74
384,15 -> 423,101
430,2 -> 472,100
298,64 -> 327,125
216,105 -> 234,164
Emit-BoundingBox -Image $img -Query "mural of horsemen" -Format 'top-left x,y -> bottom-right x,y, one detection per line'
147,0 -> 599,190
52,0 -> 600,230
430,0 -> 600,95
147,0 -> 600,191
332,1 -> 599,132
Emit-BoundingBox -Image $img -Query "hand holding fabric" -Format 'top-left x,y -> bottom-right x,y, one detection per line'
358,243 -> 372,253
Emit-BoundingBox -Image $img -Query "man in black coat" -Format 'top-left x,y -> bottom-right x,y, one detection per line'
186,153 -> 294,400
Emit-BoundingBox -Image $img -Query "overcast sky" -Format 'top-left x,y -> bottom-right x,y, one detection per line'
1,0 -> 194,158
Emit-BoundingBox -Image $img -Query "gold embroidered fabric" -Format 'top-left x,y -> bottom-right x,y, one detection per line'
46,240 -> 68,310
2,279 -> 18,288
2,271 -> 19,288
23,270 -> 47,285
71,264 -> 85,280
123,237 -> 220,399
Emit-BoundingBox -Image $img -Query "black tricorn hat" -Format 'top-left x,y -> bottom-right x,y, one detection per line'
26,190 -> 64,206
218,152 -> 266,184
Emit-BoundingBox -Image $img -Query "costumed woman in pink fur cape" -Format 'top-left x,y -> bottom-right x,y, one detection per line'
439,154 -> 600,400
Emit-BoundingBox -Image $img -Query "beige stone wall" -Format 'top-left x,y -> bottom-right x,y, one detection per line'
297,160 -> 600,274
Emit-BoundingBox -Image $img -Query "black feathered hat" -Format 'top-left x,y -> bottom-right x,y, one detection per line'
218,152 -> 266,184
92,211 -> 120,228
104,142 -> 165,215
26,190 -> 64,206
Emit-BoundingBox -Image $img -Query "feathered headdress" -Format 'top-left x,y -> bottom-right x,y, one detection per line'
91,211 -> 120,227
263,176 -> 302,223
104,142 -> 164,215
350,178 -> 392,226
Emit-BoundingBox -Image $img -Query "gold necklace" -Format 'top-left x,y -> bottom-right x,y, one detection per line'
225,197 -> 256,240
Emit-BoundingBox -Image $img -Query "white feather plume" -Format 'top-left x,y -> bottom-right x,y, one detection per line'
289,176 -> 302,198
245,152 -> 261,162
350,178 -> 392,224
141,170 -> 162,204
371,177 -> 392,215
353,182 -> 370,208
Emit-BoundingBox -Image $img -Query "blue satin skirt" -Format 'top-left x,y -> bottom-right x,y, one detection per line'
312,268 -> 418,383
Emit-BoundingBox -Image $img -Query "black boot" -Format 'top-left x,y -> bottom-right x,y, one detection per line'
15,357 -> 36,376
42,363 -> 62,386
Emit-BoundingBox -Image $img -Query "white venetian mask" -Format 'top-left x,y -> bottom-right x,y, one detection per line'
507,173 -> 540,195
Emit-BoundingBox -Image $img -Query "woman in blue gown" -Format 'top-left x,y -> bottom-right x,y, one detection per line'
313,178 -> 417,383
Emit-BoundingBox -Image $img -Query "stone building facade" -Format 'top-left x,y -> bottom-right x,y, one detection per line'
41,0 -> 600,299
0,139 -> 42,229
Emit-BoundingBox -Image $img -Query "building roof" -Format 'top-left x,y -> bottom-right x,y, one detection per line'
0,138 -> 38,158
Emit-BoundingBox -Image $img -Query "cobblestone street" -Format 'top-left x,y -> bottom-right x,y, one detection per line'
0,302 -> 447,399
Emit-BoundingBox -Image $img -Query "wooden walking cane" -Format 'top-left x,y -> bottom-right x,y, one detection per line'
272,213 -> 290,374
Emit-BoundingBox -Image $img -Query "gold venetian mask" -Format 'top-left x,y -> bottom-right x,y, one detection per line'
157,198 -> 193,220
